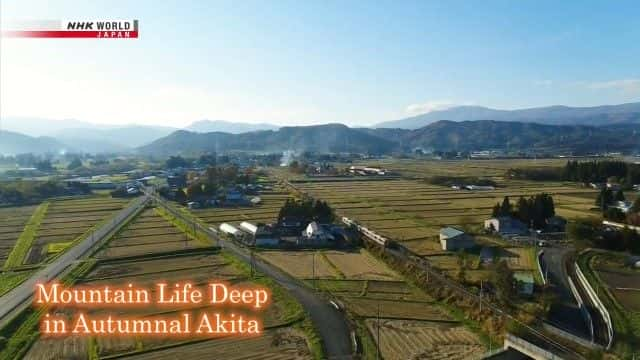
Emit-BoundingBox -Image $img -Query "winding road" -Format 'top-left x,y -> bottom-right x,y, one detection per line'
150,192 -> 354,359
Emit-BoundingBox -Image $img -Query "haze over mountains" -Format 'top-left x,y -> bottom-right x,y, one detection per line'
376,102 -> 640,129
2,101 -> 640,155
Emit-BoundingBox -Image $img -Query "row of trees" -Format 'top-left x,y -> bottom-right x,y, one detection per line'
277,198 -> 335,224
491,194 -> 555,229
568,218 -> 640,254
563,160 -> 640,185
0,181 -> 88,205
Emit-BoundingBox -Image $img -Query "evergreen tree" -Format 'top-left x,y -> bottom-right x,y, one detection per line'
492,202 -> 501,217
500,196 -> 512,216
595,188 -> 614,211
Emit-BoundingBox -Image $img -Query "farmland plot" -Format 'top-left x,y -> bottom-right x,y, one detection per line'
295,177 -> 595,259
24,196 -> 129,264
25,246 -> 311,359
0,205 -> 38,267
125,328 -> 311,360
259,251 -> 339,279
365,319 -> 484,360
323,249 -> 399,281
96,208 -> 206,259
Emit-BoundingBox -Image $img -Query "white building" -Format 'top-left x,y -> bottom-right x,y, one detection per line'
240,221 -> 258,234
219,223 -> 242,238
439,227 -> 475,251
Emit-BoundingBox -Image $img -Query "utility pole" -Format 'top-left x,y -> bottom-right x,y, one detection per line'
376,303 -> 381,360
479,280 -> 483,313
250,248 -> 255,278
312,252 -> 316,290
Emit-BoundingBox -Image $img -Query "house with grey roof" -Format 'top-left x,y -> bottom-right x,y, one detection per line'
439,227 -> 475,251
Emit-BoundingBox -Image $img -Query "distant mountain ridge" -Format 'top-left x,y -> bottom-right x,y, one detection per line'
0,130 -> 73,155
185,120 -> 279,133
138,123 -> 397,156
376,102 -> 640,129
138,120 -> 640,155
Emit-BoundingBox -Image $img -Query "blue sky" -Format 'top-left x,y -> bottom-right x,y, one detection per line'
1,0 -> 639,127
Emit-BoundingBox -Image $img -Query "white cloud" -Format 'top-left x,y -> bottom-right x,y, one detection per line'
405,100 -> 457,115
585,79 -> 640,94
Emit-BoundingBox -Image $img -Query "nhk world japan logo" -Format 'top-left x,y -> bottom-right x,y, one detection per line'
2,20 -> 139,38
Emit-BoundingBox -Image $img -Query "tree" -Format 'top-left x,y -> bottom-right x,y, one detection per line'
492,260 -> 515,304
67,158 -> 82,170
595,188 -> 613,211
186,182 -> 204,200
567,218 -> 599,242
166,156 -> 189,169
500,196 -> 512,216
632,197 -> 640,213
198,153 -> 217,167
491,202 -> 501,217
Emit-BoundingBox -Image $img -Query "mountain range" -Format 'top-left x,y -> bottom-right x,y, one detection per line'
375,102 -> 640,129
185,120 -> 279,133
137,121 -> 640,156
3,102 -> 640,155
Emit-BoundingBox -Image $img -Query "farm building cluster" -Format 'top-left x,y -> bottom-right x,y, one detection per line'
217,219 -> 348,248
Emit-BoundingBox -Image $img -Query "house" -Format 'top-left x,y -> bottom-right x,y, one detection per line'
484,217 -> 528,236
223,190 -> 248,206
514,272 -> 534,296
439,227 -> 475,251
167,174 -> 187,189
239,222 -> 280,246
219,223 -> 243,239
254,225 -> 280,247
278,216 -> 305,235
301,221 -> 334,245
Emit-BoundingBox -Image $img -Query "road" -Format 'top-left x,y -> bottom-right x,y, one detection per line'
0,195 -> 149,328
541,246 -> 591,338
150,193 -> 354,359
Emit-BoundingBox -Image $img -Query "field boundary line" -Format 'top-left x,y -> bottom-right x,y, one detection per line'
3,201 -> 49,270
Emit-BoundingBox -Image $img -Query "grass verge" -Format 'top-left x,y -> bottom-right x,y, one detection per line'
3,202 -> 49,270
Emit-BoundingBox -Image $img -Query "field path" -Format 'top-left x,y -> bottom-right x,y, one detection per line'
0,195 -> 149,328
150,190 -> 354,360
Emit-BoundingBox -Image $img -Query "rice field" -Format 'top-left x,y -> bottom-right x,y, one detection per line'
24,196 -> 130,265
365,319 -> 484,360
258,246 -> 482,357
0,205 -> 38,267
23,206 -> 312,360
96,208 -> 208,259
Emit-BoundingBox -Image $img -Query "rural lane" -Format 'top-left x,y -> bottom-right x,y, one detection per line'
0,195 -> 149,328
542,246 -> 591,338
150,192 -> 355,359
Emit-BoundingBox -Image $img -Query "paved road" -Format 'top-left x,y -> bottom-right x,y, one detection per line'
541,246 -> 590,338
151,194 -> 354,359
0,195 -> 149,328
